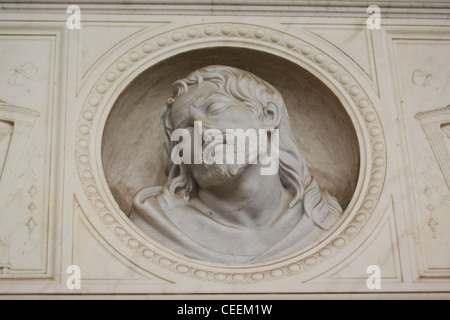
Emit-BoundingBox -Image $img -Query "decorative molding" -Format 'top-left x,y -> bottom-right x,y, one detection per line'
320,196 -> 402,283
0,29 -> 63,280
0,120 -> 13,176
305,26 -> 376,83
8,62 -> 38,87
1,1 -> 450,18
77,22 -> 168,94
423,186 -> 438,239
412,68 -> 442,92
0,240 -> 11,272
73,195 -> 173,283
415,105 -> 450,191
0,100 -> 40,275
391,38 -> 450,280
75,22 -> 387,283
0,100 -> 40,207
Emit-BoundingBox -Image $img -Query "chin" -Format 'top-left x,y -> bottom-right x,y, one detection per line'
189,162 -> 248,189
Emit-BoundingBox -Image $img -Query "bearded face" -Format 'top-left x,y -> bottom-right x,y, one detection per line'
168,81 -> 270,190
186,130 -> 258,189
189,161 -> 247,189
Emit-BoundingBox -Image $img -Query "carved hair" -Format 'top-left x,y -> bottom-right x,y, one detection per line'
158,65 -> 342,229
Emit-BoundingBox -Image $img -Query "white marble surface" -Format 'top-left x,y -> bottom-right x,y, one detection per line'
0,1 -> 449,298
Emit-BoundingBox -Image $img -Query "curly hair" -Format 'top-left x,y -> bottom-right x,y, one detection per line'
158,65 -> 342,230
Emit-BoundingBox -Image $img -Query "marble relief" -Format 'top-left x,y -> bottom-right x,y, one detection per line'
129,66 -> 343,264
0,1 -> 449,298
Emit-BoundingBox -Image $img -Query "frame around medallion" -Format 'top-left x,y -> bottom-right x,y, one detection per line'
75,23 -> 386,284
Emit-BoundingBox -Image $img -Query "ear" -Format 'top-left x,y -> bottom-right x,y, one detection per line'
261,102 -> 281,128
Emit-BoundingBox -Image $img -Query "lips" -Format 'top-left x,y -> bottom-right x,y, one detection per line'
202,130 -> 259,165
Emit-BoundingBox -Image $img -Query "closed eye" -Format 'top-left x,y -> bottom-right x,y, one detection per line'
207,103 -> 231,115
202,94 -> 234,115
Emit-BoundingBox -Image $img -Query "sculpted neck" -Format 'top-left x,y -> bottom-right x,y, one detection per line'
197,163 -> 292,229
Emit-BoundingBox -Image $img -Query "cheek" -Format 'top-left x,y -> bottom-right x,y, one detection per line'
235,106 -> 261,127
171,113 -> 190,129
215,108 -> 260,129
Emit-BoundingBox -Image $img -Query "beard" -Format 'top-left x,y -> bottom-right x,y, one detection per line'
184,128 -> 265,189
187,132 -> 256,189
188,161 -> 249,189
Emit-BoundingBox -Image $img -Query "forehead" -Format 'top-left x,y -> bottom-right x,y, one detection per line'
170,81 -> 228,128
171,81 -> 223,113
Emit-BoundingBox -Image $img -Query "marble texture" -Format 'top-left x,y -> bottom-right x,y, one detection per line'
102,48 -> 360,214
0,0 -> 449,298
128,65 -> 343,264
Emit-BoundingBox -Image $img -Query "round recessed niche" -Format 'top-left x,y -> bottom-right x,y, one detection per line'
102,47 -> 360,217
